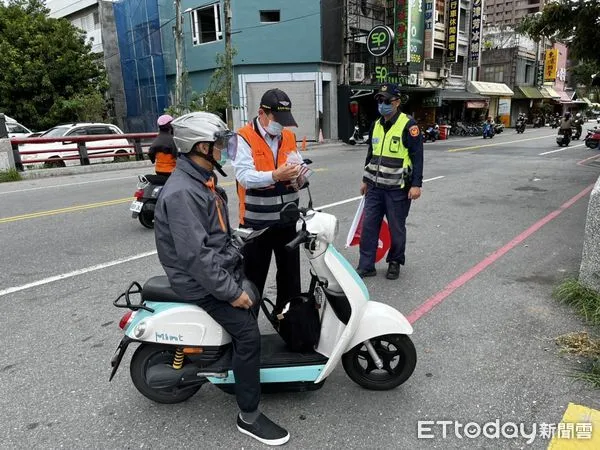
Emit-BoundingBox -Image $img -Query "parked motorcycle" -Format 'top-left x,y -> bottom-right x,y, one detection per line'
584,127 -> 600,149
556,128 -> 571,147
572,120 -> 583,140
482,122 -> 495,139
348,124 -> 369,145
550,117 -> 560,129
494,122 -> 505,134
423,124 -> 440,142
110,205 -> 417,404
533,116 -> 543,128
130,174 -> 168,229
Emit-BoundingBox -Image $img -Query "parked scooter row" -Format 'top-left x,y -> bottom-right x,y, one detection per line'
585,126 -> 600,149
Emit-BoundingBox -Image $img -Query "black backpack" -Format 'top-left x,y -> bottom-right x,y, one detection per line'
261,295 -> 321,352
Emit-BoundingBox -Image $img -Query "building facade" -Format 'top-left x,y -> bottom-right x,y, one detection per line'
484,0 -> 545,27
159,0 -> 343,141
47,0 -> 103,53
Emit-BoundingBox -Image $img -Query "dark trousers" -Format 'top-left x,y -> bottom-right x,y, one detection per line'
196,295 -> 261,413
358,186 -> 412,271
242,225 -> 301,310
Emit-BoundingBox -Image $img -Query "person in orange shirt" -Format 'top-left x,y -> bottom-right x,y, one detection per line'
148,114 -> 178,176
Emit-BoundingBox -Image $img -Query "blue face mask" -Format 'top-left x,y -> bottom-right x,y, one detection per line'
378,102 -> 395,116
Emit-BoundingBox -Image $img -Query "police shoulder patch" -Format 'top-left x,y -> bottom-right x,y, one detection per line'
409,125 -> 420,137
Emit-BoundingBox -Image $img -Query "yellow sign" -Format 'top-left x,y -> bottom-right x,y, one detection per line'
544,49 -> 559,81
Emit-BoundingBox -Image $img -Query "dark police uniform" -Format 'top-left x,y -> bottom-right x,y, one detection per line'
358,107 -> 424,277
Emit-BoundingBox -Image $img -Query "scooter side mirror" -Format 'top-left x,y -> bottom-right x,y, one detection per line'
303,158 -> 313,165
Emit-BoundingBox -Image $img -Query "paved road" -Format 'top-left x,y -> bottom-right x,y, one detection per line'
1,125 -> 600,449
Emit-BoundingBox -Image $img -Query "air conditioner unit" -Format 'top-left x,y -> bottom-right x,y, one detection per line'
439,68 -> 450,79
349,63 -> 366,83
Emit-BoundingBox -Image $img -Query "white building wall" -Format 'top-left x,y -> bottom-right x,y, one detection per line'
47,0 -> 103,53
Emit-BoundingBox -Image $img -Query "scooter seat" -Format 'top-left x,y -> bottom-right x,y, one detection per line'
142,276 -> 181,302
144,174 -> 169,186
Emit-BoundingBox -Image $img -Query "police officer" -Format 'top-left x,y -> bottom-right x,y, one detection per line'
357,83 -> 424,280
231,88 -> 305,310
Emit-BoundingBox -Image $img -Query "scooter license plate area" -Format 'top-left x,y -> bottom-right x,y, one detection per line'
130,201 -> 144,213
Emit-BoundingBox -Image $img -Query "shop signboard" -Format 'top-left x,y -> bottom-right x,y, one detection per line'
470,0 -> 483,65
544,49 -> 558,81
446,0 -> 460,63
423,1 -> 434,60
367,25 -> 395,57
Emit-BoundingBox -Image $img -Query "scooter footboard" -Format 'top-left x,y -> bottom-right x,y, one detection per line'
344,301 -> 413,352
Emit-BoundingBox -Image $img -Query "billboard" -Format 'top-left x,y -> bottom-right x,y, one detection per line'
446,0 -> 460,63
393,0 -> 409,63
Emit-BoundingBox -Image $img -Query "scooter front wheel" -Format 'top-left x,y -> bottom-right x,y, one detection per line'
342,334 -> 416,391
130,344 -> 201,404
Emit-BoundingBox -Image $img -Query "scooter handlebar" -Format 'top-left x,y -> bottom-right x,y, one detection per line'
285,229 -> 310,252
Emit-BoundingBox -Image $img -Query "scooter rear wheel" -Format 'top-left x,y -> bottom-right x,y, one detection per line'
138,201 -> 156,229
342,334 -> 416,390
130,344 -> 201,404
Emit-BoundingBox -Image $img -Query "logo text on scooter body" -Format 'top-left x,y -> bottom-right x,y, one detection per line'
155,332 -> 184,342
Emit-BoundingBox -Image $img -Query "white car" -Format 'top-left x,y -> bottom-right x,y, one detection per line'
19,123 -> 131,168
4,115 -> 33,138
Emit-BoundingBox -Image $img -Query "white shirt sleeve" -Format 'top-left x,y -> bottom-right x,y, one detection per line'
231,135 -> 275,189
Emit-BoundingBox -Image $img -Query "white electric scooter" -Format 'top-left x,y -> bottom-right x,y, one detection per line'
110,204 -> 416,403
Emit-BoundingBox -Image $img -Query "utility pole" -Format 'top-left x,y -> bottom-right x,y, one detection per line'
174,0 -> 184,108
224,0 -> 233,128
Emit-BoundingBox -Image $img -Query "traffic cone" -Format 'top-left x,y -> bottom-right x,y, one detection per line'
301,136 -> 307,151
318,128 -> 324,143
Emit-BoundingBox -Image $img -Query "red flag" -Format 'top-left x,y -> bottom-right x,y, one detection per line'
346,198 -> 391,263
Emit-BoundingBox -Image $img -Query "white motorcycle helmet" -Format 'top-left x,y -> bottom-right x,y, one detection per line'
171,112 -> 235,176
576,113 -> 581,119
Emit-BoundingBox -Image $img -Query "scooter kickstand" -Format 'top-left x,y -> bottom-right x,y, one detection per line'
364,340 -> 384,369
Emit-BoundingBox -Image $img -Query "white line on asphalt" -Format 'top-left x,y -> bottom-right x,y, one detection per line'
1,176 -> 446,296
317,176 -> 445,210
538,143 -> 585,155
0,175 -> 135,195
0,251 -> 158,298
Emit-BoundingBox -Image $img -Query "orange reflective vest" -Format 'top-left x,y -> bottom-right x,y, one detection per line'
155,153 -> 177,174
237,119 -> 299,228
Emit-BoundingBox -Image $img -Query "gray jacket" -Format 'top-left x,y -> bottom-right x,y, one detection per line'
154,156 -> 243,302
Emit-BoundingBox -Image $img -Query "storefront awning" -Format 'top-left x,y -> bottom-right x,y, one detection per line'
514,87 -> 544,99
539,86 -> 561,99
440,89 -> 489,101
467,81 -> 514,97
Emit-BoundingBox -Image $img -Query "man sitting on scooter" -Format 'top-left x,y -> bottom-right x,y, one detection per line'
560,112 -> 573,137
153,112 -> 290,446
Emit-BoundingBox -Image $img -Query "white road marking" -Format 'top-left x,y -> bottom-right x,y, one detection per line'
317,176 -> 446,210
0,251 -> 157,298
0,175 -> 136,195
1,176 -> 446,296
539,143 -> 585,155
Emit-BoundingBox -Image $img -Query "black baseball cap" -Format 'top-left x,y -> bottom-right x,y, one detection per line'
374,83 -> 402,100
260,88 -> 298,127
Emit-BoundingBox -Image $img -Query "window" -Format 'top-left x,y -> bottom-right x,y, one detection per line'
66,128 -> 88,137
191,3 -> 222,45
525,64 -> 532,83
260,10 -> 280,23
483,65 -> 504,83
93,11 -> 100,29
459,8 -> 467,33
87,126 -> 116,135
7,123 -> 28,134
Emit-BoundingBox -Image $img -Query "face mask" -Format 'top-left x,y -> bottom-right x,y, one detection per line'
378,102 -> 395,117
217,150 -> 227,166
265,120 -> 284,136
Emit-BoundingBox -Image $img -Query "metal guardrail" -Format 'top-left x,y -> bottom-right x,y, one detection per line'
10,133 -> 159,171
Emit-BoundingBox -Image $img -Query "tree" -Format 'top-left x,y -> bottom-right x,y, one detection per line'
0,0 -> 108,130
518,0 -> 600,86
165,48 -> 237,120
